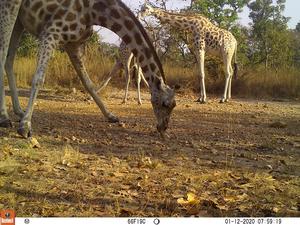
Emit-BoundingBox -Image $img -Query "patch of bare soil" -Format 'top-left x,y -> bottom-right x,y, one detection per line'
0,88 -> 300,217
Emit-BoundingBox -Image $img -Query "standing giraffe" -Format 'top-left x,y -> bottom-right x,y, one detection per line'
0,0 -> 24,128
5,0 -> 176,138
139,3 -> 238,103
98,40 -> 148,105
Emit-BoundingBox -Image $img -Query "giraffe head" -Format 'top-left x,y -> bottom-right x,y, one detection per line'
151,78 -> 176,135
139,2 -> 155,18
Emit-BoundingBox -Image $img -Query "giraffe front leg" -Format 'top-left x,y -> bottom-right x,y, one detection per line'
0,0 -> 23,128
196,49 -> 207,104
122,53 -> 133,104
0,36 -> 10,127
18,35 -> 56,138
122,68 -> 130,104
66,44 -> 119,123
0,63 -> 11,127
5,20 -> 24,118
136,65 -> 142,105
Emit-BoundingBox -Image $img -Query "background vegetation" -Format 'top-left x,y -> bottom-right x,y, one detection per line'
10,0 -> 300,99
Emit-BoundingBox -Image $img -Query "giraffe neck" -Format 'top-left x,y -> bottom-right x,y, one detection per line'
151,8 -> 211,31
92,0 -> 166,90
152,9 -> 192,30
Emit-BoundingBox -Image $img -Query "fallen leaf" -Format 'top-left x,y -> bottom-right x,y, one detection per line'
273,207 -> 279,213
91,171 -> 98,177
177,192 -> 199,205
29,137 -> 41,148
112,172 -> 125,177
224,196 -> 236,203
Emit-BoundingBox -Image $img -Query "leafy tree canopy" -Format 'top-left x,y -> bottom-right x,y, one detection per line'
189,0 -> 250,28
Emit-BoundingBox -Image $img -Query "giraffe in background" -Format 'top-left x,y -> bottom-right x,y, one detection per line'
4,0 -> 176,138
0,0 -> 24,128
98,41 -> 148,105
139,3 -> 238,103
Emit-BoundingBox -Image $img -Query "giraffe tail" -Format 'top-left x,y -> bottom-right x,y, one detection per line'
233,41 -> 238,80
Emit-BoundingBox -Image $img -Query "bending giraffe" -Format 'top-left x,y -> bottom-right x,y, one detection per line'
98,41 -> 149,105
139,3 -> 238,103
4,0 -> 176,138
0,0 -> 24,128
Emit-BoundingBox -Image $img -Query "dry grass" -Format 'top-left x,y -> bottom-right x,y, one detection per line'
164,62 -> 300,99
235,67 -> 300,99
10,49 -> 300,99
13,48 -> 114,89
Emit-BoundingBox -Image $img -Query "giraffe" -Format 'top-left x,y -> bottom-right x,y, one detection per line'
5,0 -> 176,138
98,40 -> 149,105
139,3 -> 238,103
0,0 -> 24,128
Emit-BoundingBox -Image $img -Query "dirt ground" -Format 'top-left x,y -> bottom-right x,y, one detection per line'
0,88 -> 300,217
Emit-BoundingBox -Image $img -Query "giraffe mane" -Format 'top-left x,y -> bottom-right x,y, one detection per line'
152,6 -> 212,25
118,0 -> 166,83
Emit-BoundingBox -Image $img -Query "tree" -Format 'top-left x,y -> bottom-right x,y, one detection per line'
248,0 -> 293,69
296,22 -> 300,33
17,32 -> 38,57
292,22 -> 300,67
189,0 -> 250,29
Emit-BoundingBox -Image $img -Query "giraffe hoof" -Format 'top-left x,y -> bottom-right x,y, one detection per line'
107,114 -> 119,123
17,123 -> 32,139
0,118 -> 13,128
219,99 -> 226,103
196,99 -> 207,104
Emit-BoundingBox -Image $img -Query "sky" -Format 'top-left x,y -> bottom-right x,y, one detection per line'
98,0 -> 300,44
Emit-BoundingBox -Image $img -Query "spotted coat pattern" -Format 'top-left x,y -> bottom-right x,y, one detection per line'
104,41 -> 148,105
0,0 -> 23,127
4,0 -> 176,138
140,4 -> 238,103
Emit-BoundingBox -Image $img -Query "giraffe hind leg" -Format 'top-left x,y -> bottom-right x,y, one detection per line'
220,52 -> 234,103
65,44 -> 119,123
226,64 -> 233,102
